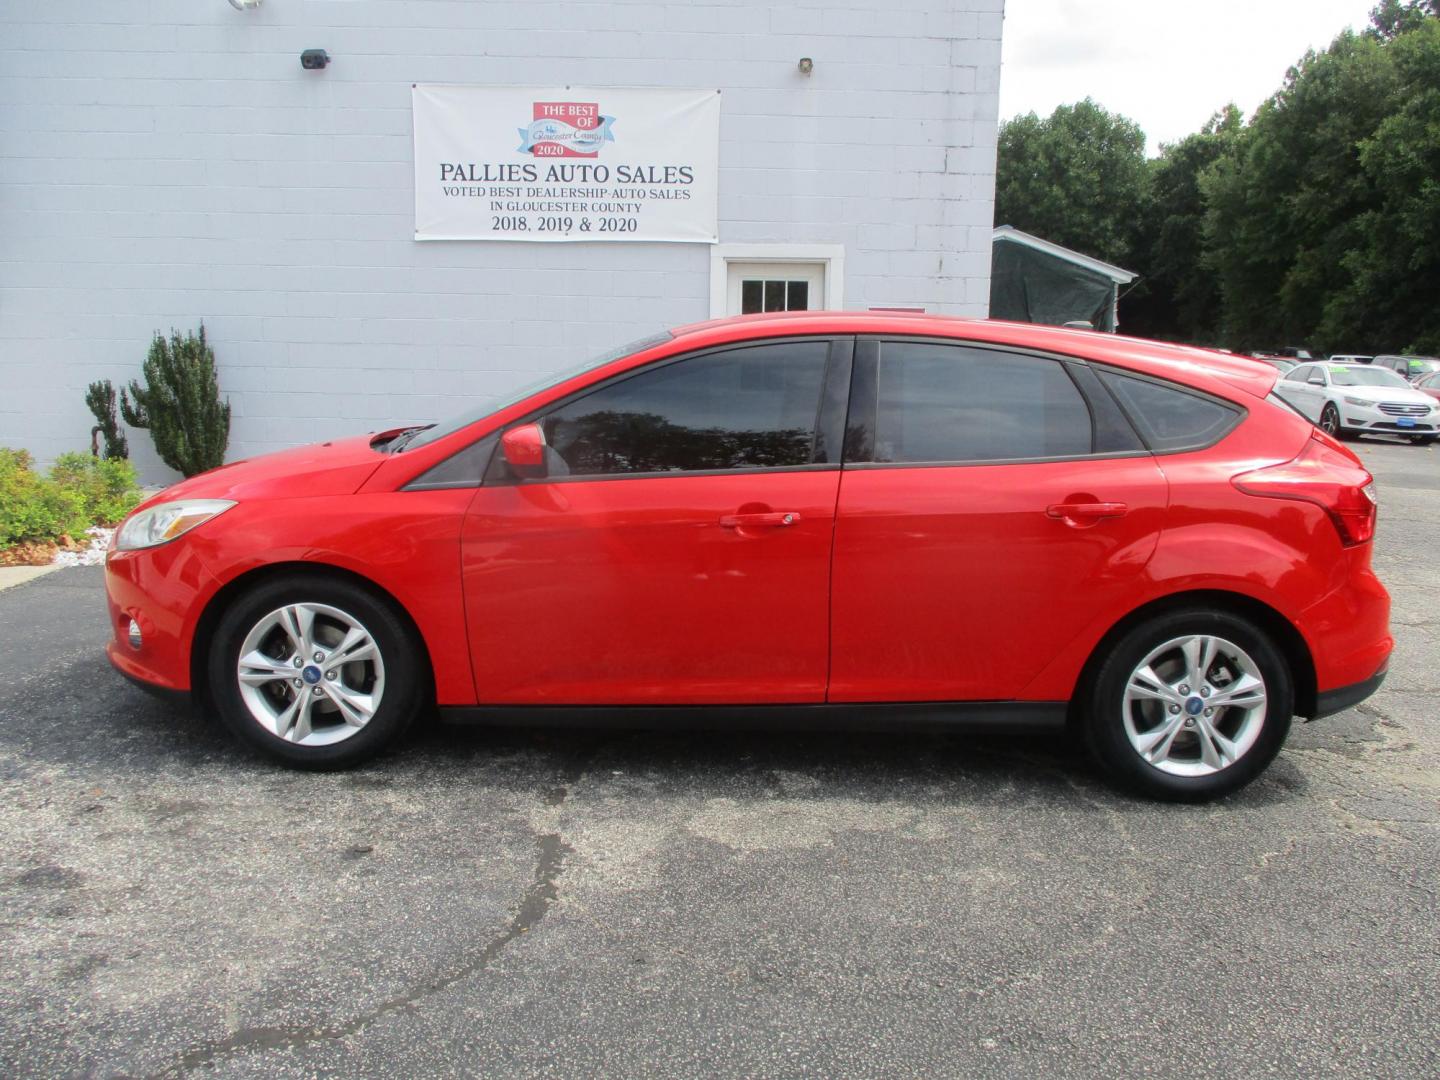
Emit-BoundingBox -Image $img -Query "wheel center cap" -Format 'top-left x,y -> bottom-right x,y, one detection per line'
1185,696 -> 1205,715
302,665 -> 323,685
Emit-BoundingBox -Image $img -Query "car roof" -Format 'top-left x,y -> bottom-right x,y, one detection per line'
669,311 -> 1278,399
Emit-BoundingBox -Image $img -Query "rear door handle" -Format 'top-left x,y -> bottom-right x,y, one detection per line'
720,511 -> 799,529
1046,501 -> 1128,524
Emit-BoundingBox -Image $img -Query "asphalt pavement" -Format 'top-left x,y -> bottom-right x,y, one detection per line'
2,439 -> 1436,1078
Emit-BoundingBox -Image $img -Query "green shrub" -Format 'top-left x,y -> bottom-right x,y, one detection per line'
0,449 -> 89,548
85,379 -> 129,460
49,452 -> 142,526
121,324 -> 231,477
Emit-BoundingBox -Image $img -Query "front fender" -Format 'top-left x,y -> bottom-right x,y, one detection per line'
181,491 -> 478,705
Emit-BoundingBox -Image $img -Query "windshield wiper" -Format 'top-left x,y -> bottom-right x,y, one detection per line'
388,425 -> 434,454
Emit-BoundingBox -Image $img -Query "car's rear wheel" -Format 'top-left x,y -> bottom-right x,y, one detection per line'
207,574 -> 425,768
1082,609 -> 1293,801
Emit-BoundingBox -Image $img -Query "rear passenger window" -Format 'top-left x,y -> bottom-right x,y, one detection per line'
1098,370 -> 1241,452
874,343 -> 1093,463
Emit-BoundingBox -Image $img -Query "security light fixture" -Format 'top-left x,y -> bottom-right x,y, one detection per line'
300,49 -> 331,71
228,0 -> 263,10
798,57 -> 814,75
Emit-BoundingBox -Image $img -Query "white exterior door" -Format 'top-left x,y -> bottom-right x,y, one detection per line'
725,261 -> 826,316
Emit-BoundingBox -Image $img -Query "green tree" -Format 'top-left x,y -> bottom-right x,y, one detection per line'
1328,18 -> 1440,352
1202,31 -> 1402,351
1368,0 -> 1438,40
1124,106 -> 1244,343
994,98 -> 1150,268
121,325 -> 231,478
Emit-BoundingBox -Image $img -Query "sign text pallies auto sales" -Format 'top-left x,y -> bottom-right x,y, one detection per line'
412,86 -> 720,243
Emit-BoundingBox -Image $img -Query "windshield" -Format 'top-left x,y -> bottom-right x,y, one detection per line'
401,331 -> 672,451
1329,366 -> 1410,388
1376,355 -> 1439,376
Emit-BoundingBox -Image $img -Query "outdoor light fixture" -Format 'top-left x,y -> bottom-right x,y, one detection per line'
798,57 -> 814,75
227,0 -> 263,10
300,49 -> 331,70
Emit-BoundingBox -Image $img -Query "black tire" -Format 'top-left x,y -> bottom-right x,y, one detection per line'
206,573 -> 426,769
1081,608 -> 1294,802
1409,435 -> 1437,446
1319,403 -> 1351,440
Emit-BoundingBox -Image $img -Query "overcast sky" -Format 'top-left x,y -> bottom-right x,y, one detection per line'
999,0 -> 1380,152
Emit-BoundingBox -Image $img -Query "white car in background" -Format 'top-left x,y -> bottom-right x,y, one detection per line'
1276,362 -> 1440,445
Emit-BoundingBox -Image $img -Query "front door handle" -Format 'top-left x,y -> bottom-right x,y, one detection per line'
720,511 -> 799,529
1046,501 -> 1128,526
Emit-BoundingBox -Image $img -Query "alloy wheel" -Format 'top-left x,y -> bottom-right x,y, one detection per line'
235,602 -> 386,746
1121,634 -> 1268,777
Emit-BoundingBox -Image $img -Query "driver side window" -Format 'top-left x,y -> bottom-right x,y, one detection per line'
536,341 -> 831,478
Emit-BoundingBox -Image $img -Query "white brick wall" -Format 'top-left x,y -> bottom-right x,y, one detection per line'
0,0 -> 1003,481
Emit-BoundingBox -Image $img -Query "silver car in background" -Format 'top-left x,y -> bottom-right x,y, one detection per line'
1374,355 -> 1440,383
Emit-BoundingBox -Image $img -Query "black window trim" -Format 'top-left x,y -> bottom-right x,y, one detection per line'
841,335 -> 1153,470
482,334 -> 852,487
407,332 -> 1251,487
402,432 -> 500,492
1090,362 -> 1247,455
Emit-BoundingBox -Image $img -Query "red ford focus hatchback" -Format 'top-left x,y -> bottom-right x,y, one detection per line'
104,313 -> 1391,800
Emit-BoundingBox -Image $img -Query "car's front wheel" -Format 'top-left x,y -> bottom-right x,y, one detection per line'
207,574 -> 425,768
1081,609 -> 1293,801
1319,403 -> 1346,439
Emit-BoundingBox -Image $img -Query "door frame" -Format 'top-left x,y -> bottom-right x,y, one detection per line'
708,243 -> 846,318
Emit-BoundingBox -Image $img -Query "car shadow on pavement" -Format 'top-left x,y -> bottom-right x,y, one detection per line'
20,676 -> 1309,814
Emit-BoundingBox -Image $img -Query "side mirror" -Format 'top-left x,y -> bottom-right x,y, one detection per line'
1309,374 -> 1326,386
501,422 -> 547,479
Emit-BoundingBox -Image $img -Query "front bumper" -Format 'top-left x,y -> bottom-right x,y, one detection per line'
1341,405 -> 1437,434
107,644 -> 192,705
104,540 -> 221,694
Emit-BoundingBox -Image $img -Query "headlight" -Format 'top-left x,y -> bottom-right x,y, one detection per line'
1342,396 -> 1374,408
115,499 -> 236,551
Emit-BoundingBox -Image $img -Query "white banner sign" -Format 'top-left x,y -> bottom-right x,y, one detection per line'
413,85 -> 720,243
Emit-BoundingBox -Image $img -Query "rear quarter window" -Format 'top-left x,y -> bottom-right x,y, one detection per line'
1098,370 -> 1243,453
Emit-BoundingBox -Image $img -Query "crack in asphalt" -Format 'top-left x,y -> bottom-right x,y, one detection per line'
154,832 -> 570,1077
150,756 -> 591,1078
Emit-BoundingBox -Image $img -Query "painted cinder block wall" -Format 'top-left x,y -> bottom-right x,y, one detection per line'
0,0 -> 1004,481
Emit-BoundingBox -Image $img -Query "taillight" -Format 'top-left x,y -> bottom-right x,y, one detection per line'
1232,431 -> 1377,546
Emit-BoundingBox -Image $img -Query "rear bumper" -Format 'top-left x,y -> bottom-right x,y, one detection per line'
1297,552 -> 1392,708
1311,666 -> 1387,720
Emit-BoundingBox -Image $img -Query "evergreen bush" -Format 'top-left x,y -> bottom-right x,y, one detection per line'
121,325 -> 231,477
84,379 -> 129,460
